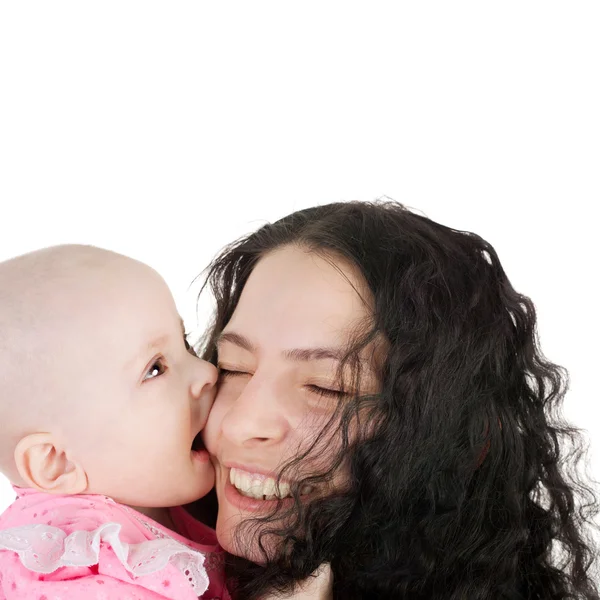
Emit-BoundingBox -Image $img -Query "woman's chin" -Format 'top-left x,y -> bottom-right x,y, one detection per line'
215,498 -> 279,563
215,516 -> 265,562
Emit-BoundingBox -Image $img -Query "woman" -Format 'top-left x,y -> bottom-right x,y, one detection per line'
193,201 -> 599,599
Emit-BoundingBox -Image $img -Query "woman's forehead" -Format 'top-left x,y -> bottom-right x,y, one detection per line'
229,246 -> 372,344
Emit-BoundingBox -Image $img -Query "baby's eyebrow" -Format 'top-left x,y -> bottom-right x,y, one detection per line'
142,333 -> 170,354
146,318 -> 186,352
127,319 -> 187,371
148,318 -> 187,351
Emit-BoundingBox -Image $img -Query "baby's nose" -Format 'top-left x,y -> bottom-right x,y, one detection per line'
190,358 -> 218,398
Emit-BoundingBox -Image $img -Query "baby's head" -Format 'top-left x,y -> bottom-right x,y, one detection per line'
0,245 -> 216,508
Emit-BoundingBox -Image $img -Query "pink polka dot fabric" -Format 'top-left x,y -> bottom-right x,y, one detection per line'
0,487 -> 230,599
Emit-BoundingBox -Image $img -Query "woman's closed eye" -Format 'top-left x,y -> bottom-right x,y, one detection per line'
306,384 -> 347,400
143,356 -> 167,381
218,367 -> 346,399
218,367 -> 251,379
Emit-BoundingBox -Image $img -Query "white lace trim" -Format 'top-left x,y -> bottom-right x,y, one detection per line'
0,522 -> 209,596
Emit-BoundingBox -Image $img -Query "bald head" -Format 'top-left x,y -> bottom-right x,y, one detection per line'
0,245 -> 157,482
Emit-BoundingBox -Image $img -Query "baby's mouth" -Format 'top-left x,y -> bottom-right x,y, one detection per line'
191,433 -> 205,453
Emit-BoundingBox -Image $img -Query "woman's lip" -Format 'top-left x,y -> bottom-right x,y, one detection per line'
223,475 -> 295,512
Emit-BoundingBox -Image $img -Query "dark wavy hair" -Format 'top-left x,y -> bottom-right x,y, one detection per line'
195,201 -> 599,599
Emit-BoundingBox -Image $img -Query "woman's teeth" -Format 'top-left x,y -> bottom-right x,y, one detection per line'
229,467 -> 313,500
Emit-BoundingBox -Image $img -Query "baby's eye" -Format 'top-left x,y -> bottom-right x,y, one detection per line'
143,357 -> 167,381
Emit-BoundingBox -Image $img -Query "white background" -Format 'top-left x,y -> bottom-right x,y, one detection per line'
0,2 -> 598,529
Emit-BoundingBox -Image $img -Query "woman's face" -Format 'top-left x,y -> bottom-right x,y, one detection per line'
202,245 -> 379,559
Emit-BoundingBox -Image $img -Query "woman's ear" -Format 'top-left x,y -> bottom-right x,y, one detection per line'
14,433 -> 88,494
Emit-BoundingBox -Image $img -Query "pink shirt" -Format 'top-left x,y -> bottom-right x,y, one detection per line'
0,487 -> 230,600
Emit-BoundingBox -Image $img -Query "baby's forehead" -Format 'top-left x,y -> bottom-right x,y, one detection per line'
0,245 -> 173,363
1,245 -> 128,299
2,249 -> 115,324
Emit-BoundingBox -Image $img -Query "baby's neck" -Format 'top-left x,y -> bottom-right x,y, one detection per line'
130,505 -> 176,532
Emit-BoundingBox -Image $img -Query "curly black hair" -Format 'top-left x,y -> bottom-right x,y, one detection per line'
194,200 -> 599,599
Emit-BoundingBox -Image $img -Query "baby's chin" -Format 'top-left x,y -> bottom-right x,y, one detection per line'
100,474 -> 215,512
88,448 -> 215,508
146,481 -> 216,509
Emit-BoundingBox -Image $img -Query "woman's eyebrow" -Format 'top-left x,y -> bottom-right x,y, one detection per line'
218,331 -> 343,362
283,347 -> 343,362
218,331 -> 256,353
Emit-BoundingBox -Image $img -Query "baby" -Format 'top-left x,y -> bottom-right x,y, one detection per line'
0,245 -> 227,599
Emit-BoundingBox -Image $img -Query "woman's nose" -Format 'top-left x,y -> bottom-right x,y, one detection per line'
220,377 -> 289,448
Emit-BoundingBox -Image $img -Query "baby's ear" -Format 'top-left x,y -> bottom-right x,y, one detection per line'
14,433 -> 87,495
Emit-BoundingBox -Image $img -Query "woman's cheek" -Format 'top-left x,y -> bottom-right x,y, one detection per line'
201,392 -> 230,453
